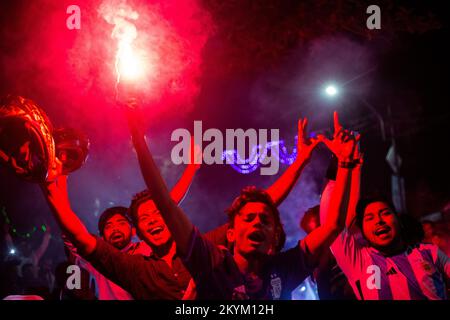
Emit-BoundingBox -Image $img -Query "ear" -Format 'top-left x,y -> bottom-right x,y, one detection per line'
270,227 -> 281,254
226,228 -> 236,244
273,233 -> 280,251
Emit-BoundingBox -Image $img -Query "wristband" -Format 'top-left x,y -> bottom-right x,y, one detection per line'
338,160 -> 357,169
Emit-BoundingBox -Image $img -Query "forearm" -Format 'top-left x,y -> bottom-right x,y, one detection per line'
306,166 -> 352,255
327,167 -> 353,232
170,163 -> 198,205
266,155 -> 309,206
346,164 -> 361,228
42,180 -> 96,255
129,125 -> 193,255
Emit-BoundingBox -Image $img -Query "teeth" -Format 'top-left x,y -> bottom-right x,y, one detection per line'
150,227 -> 163,234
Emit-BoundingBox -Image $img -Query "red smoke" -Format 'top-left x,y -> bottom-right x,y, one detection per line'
0,0 -> 213,136
69,0 -> 213,115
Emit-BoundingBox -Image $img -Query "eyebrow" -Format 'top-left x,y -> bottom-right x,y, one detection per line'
364,208 -> 391,216
106,217 -> 128,224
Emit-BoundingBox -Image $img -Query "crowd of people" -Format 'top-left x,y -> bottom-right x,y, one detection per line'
1,111 -> 449,300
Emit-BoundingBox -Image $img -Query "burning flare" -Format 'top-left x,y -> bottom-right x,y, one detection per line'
98,0 -> 144,85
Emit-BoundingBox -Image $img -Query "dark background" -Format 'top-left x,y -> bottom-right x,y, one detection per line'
0,0 -> 449,266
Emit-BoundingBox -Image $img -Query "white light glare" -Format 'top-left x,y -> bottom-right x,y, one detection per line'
325,85 -> 338,97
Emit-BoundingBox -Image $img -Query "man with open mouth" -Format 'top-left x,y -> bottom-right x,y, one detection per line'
40,119 -> 314,299
42,156 -> 200,299
320,149 -> 450,300
62,206 -> 150,300
130,111 -> 358,299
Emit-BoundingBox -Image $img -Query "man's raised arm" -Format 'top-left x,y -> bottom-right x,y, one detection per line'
169,137 -> 200,204
303,112 -> 358,257
320,139 -> 363,229
266,118 -> 319,206
41,174 -> 96,255
126,108 -> 193,256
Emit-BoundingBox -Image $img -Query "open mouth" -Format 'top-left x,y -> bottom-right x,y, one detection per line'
374,226 -> 391,237
247,230 -> 266,243
148,226 -> 164,236
110,233 -> 124,241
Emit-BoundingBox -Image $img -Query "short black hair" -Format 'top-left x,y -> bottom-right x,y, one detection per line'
97,206 -> 130,235
226,186 -> 286,253
128,190 -> 153,225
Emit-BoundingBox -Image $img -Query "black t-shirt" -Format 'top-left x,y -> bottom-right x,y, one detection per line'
315,248 -> 356,300
182,227 -> 314,300
86,237 -> 191,300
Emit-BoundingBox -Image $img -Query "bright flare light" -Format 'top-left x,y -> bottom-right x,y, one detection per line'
98,0 -> 144,84
116,43 -> 144,82
325,85 -> 338,97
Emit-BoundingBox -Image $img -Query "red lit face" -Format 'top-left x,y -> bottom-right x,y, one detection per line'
136,200 -> 172,248
362,202 -> 401,250
102,214 -> 133,250
227,202 -> 277,257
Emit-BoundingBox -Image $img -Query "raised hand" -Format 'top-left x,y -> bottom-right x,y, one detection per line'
46,158 -> 64,184
189,135 -> 202,170
319,112 -> 360,162
297,118 -> 320,161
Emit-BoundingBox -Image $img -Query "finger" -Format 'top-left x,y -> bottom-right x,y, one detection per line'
302,118 -> 308,131
336,129 -> 345,141
334,127 -> 344,139
302,118 -> 308,141
298,119 -> 305,142
333,111 -> 343,134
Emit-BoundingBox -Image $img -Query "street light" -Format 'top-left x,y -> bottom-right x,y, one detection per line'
320,82 -> 386,141
325,85 -> 338,97
320,82 -> 406,212
323,84 -> 339,98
